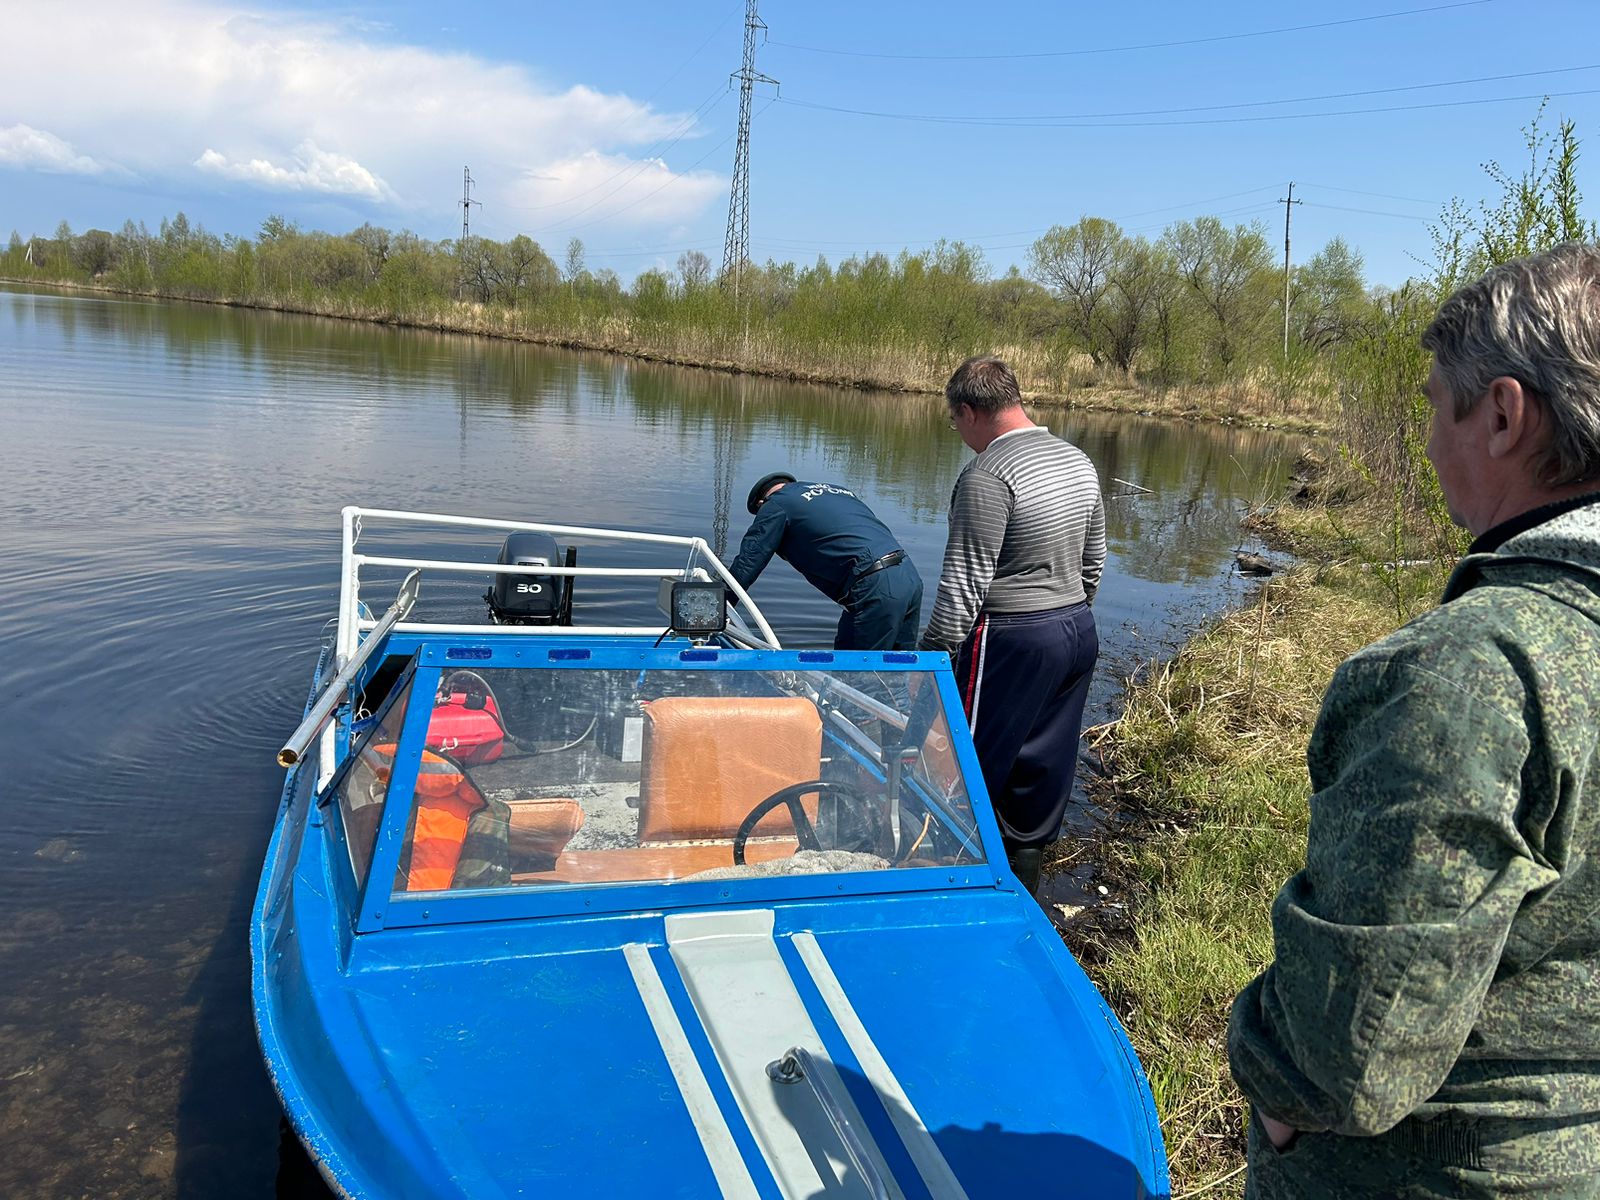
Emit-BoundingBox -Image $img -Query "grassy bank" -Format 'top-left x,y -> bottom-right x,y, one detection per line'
0,275 -> 1332,432
1060,491 -> 1453,1197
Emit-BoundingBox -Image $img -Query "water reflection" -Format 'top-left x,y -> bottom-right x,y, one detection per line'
0,284 -> 1298,1198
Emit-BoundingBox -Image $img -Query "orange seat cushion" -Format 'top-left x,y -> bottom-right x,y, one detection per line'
511,839 -> 797,885
636,697 -> 823,843
505,797 -> 586,865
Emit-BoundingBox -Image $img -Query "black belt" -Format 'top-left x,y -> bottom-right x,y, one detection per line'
851,549 -> 906,586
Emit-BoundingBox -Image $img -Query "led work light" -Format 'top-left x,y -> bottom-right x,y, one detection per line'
669,581 -> 728,636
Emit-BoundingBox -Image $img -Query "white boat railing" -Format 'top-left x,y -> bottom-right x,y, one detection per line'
333,506 -> 781,669
318,507 -> 779,785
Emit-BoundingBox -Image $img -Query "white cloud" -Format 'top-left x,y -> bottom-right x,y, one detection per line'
502,150 -> 726,230
195,142 -> 390,200
0,124 -> 107,175
0,0 -> 726,234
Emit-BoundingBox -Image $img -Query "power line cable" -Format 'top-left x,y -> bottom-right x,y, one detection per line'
729,185 -> 1284,251
543,180 -> 1427,266
573,189 -> 1290,264
567,185 -> 1429,268
583,238 -> 727,259
766,0 -> 1492,62
1045,62 -> 1596,121
1114,185 -> 1284,218
774,63 -> 1600,126
776,85 -> 1600,129
1300,200 -> 1429,220
1121,201 -> 1284,236
742,200 -> 1286,260
1295,181 -> 1440,205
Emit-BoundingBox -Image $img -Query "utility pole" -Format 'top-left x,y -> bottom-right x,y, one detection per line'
1279,181 -> 1301,359
720,0 -> 778,302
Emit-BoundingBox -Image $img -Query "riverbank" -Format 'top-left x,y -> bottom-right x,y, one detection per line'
0,275 -> 1332,434
1059,486 -> 1452,1197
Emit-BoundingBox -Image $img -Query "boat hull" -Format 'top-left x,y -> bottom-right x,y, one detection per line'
255,773 -> 1166,1198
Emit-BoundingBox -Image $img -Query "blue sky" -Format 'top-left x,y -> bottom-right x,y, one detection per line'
5,0 -> 1600,286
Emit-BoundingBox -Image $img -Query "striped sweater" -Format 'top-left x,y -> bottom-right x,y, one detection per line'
920,425 -> 1106,653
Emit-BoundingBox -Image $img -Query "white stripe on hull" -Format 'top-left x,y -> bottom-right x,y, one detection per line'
623,942 -> 762,1200
665,910 -> 907,1200
793,933 -> 971,1200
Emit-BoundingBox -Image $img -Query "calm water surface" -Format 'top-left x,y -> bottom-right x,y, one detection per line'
0,285 -> 1299,1197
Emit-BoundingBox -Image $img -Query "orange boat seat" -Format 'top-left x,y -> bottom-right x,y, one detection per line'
635,696 -> 823,844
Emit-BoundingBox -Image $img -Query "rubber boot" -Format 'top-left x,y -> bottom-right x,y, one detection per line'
1008,847 -> 1044,896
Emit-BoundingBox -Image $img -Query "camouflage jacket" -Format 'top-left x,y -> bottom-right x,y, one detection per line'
1228,498 -> 1600,1164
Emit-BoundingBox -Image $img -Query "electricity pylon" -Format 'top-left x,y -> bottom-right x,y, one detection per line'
720,0 -> 777,301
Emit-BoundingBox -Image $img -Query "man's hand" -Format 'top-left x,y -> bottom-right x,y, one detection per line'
1259,1112 -> 1298,1150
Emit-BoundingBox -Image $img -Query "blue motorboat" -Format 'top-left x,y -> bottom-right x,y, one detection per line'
253,507 -> 1169,1199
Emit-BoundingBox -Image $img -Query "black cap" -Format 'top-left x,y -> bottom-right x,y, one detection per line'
746,471 -> 796,515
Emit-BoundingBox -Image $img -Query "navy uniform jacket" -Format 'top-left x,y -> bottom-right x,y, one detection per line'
729,482 -> 901,601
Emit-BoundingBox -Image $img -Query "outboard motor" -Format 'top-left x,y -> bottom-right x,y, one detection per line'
486,532 -> 575,625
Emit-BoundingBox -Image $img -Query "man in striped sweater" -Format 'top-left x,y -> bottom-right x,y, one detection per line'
919,355 -> 1106,894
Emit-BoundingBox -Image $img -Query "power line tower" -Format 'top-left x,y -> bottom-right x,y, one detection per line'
720,0 -> 777,301
459,166 -> 483,300
460,166 -> 481,246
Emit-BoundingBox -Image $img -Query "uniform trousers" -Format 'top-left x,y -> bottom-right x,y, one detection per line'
835,560 -> 924,651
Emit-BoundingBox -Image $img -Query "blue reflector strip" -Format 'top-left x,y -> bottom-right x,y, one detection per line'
548,648 -> 591,661
883,652 -> 917,663
679,649 -> 718,662
798,651 -> 834,663
445,647 -> 492,660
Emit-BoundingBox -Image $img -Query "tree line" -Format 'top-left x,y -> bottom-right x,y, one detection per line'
4,203 -> 1372,408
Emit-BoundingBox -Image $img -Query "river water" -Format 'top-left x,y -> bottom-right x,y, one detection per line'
0,284 -> 1299,1197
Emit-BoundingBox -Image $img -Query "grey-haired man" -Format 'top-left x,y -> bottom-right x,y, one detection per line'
1230,243 -> 1600,1198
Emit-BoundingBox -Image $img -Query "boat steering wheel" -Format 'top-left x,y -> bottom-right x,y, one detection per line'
732,779 -> 870,866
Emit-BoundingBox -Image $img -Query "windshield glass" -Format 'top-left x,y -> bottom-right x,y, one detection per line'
370,665 -> 983,896
333,680 -> 413,889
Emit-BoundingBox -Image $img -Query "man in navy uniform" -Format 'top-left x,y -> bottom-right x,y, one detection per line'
729,472 -> 923,651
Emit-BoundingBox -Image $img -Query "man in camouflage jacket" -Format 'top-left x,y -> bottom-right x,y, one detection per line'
1228,243 -> 1600,1199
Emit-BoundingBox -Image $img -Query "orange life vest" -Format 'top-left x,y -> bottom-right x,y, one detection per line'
368,744 -> 487,892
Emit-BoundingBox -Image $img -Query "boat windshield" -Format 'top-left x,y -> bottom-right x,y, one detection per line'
335,664 -> 986,896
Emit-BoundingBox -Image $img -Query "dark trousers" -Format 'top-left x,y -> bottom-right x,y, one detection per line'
954,603 -> 1098,850
835,561 -> 924,651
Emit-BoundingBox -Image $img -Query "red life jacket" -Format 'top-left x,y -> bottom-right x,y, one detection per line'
368,744 -> 487,892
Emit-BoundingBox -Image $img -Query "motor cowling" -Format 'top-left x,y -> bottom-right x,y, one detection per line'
487,531 -> 573,625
